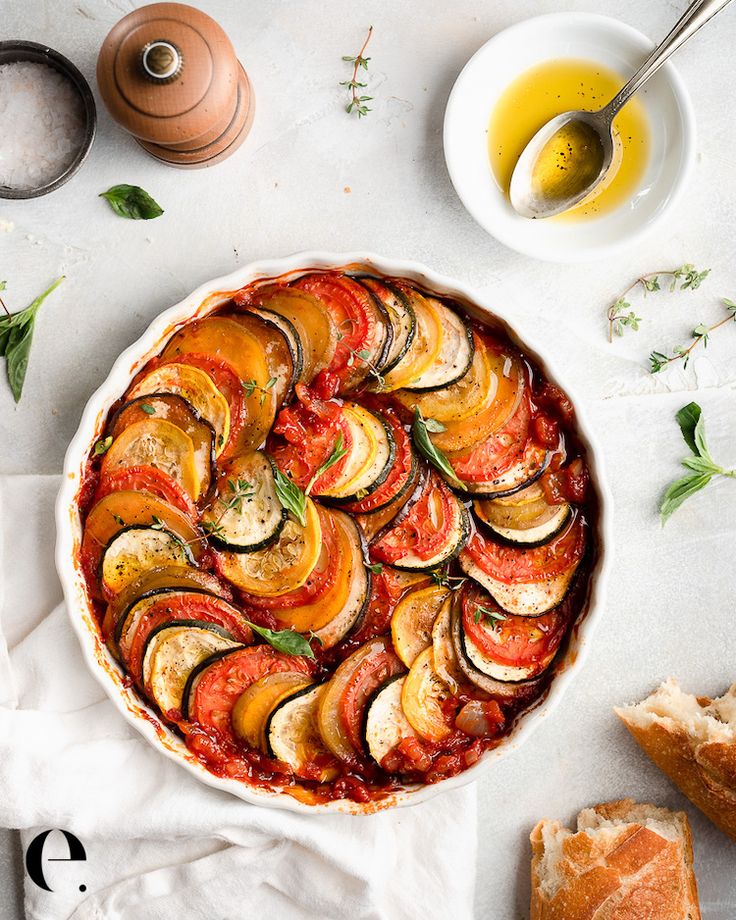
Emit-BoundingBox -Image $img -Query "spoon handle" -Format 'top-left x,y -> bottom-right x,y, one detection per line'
606,0 -> 735,119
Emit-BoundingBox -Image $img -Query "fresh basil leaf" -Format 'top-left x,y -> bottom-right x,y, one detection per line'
693,412 -> 711,461
100,184 -> 164,220
423,417 -> 447,433
660,473 -> 711,524
246,622 -> 315,659
675,402 -> 702,455
412,408 -> 464,490
141,403 -> 156,415
681,455 -> 719,475
366,562 -> 383,574
1,277 -> 64,402
273,467 -> 307,527
306,432 -> 348,494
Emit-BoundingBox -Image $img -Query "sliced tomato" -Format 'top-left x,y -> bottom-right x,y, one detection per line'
340,404 -> 415,514
449,390 -> 532,483
269,385 -> 352,492
292,273 -> 384,389
463,512 -> 586,586
123,593 -> 253,684
188,646 -> 313,742
461,582 -> 569,671
370,471 -> 465,565
95,465 -> 197,518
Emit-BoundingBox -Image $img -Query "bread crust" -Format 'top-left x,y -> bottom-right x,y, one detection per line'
616,685 -> 736,841
530,799 -> 701,920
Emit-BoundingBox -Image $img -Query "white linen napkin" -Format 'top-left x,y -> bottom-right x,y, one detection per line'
0,474 -> 477,920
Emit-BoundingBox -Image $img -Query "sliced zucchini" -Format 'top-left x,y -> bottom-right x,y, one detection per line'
455,442 -> 550,498
247,306 -> 304,391
380,286 -> 443,391
141,620 -> 240,713
112,584 -> 219,650
203,451 -> 286,553
391,584 -> 450,667
462,622 -> 540,683
100,525 -> 194,596
232,671 -> 313,750
128,362 -> 231,457
320,405 -> 395,503
475,484 -> 572,547
310,511 -> 371,648
364,675 -> 417,767
401,646 -> 453,741
215,497 -> 322,596
449,595 -> 542,701
101,418 -> 201,501
357,278 -> 415,375
403,297 -> 475,392
266,684 -> 339,782
372,472 -> 470,571
460,553 -> 581,617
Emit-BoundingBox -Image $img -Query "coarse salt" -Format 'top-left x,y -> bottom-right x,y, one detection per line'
0,61 -> 85,190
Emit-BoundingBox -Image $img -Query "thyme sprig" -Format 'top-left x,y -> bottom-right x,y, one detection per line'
607,264 -> 710,342
430,564 -> 466,591
242,376 -> 277,406
202,477 -> 255,540
650,299 -> 736,373
473,605 -> 508,627
341,26 -> 373,117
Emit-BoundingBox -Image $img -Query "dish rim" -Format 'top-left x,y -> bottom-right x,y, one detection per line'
55,250 -> 613,815
442,11 -> 697,263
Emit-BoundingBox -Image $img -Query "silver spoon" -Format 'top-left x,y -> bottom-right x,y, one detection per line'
509,0 -> 734,219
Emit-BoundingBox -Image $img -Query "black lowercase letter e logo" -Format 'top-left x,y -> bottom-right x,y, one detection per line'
25,830 -> 87,892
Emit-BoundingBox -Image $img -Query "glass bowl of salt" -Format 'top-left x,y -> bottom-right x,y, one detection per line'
0,40 -> 96,199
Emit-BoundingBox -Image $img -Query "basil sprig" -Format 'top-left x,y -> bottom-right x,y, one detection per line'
660,402 -> 736,523
273,467 -> 307,527
411,408 -> 463,490
100,184 -> 164,220
246,621 -> 316,659
0,277 -> 64,402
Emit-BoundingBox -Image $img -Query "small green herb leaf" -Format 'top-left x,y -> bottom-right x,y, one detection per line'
274,467 -> 307,527
246,622 -> 315,659
100,184 -> 164,220
675,402 -> 702,455
141,403 -> 156,415
660,473 -> 712,524
412,408 -> 464,489
423,417 -> 447,433
306,433 -> 348,495
111,512 -> 125,527
94,436 -> 113,456
366,562 -> 383,575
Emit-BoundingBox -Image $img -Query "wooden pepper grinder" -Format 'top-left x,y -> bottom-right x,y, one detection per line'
97,2 -> 254,168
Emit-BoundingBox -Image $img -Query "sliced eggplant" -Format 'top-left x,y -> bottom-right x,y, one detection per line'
231,671 -> 313,750
449,595 -> 543,701
371,471 -> 470,571
474,482 -> 572,547
455,442 -> 550,499
114,585 -> 217,651
364,675 -> 416,767
202,451 -> 286,553
128,362 -> 231,457
215,496 -> 322,596
242,307 -> 303,401
357,278 -> 415,375
462,625 -> 539,682
401,647 -> 453,741
391,584 -> 450,667
100,525 -> 194,596
266,684 -> 340,782
319,405 -> 395,504
460,554 -> 581,617
141,620 -> 240,713
310,511 -> 371,648
403,297 -> 474,392
431,596 -> 466,694
101,418 -> 202,501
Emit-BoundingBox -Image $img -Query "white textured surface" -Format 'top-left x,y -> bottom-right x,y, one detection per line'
1,0 -> 735,917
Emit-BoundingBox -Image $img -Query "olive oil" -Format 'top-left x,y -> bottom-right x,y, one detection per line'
488,58 -> 650,221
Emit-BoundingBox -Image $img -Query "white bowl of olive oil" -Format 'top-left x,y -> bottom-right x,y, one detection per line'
443,12 -> 696,262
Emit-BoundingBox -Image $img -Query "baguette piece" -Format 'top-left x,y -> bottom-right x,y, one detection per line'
530,799 -> 700,920
616,677 -> 736,841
